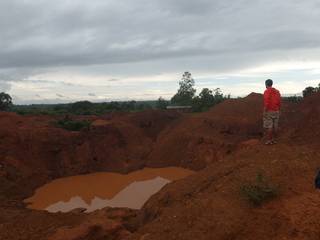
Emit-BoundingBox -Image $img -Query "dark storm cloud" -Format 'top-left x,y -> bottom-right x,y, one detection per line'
1,0 -> 320,70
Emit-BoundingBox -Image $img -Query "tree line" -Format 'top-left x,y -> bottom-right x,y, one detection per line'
1,74 -> 320,113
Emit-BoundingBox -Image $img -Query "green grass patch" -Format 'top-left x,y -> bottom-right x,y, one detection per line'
56,119 -> 91,131
240,173 -> 278,206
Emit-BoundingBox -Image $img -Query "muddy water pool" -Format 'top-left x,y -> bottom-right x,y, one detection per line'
24,167 -> 194,213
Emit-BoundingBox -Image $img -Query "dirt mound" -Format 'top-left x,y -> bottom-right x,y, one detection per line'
123,93 -> 320,240
0,95 -> 266,183
146,93 -> 265,170
1,92 -> 320,240
129,143 -> 320,240
296,92 -> 320,141
126,110 -> 182,140
47,208 -> 134,240
0,206 -> 136,240
279,92 -> 320,145
0,112 -> 153,181
204,92 -> 264,135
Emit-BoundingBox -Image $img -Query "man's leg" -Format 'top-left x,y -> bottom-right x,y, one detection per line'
263,112 -> 273,144
272,112 -> 280,143
266,128 -> 273,144
273,124 -> 278,142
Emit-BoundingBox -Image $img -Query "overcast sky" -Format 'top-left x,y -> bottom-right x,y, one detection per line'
1,0 -> 320,104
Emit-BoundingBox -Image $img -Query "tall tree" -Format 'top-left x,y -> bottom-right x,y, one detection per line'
199,88 -> 214,107
213,88 -> 225,103
171,72 -> 196,105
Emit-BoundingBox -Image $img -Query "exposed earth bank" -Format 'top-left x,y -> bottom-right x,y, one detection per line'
0,93 -> 320,239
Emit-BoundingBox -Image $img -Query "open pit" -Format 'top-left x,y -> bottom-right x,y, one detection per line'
24,167 -> 194,212
1,93 -> 320,240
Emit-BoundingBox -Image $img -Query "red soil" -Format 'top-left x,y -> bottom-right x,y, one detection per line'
0,92 -> 320,239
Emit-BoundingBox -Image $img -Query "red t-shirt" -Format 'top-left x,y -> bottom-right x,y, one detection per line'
264,87 -> 281,111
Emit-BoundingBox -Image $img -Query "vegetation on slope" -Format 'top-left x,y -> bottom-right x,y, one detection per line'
240,173 -> 278,206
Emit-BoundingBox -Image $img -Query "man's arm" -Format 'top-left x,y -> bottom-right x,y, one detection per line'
263,90 -> 270,112
278,90 -> 281,110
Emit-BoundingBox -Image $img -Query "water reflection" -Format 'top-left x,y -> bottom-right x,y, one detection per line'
25,167 -> 193,213
46,177 -> 170,212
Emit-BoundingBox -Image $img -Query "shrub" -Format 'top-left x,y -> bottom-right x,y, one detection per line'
56,119 -> 91,131
0,92 -> 13,111
302,83 -> 320,98
192,88 -> 229,112
240,173 -> 278,206
156,97 -> 169,110
70,101 -> 94,115
283,95 -> 303,103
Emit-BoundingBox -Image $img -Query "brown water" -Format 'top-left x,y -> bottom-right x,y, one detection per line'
24,167 -> 194,213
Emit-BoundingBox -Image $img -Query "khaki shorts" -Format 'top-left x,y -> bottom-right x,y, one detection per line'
263,111 -> 280,129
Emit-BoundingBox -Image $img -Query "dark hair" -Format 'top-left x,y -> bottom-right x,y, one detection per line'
265,79 -> 273,87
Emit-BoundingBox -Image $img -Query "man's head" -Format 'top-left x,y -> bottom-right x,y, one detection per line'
265,79 -> 273,88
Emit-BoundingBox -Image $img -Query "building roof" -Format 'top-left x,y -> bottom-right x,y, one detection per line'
166,106 -> 192,109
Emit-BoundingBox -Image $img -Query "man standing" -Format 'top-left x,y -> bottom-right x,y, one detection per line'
263,79 -> 281,145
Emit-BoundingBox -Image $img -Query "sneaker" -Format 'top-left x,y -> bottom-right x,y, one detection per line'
265,140 -> 273,145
